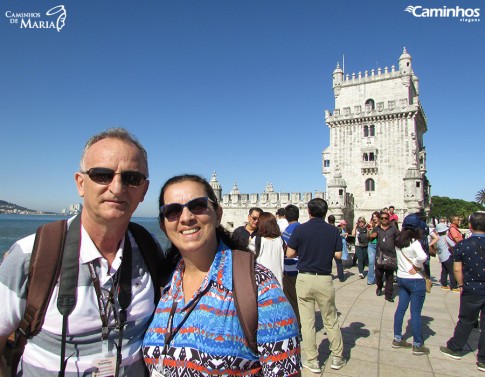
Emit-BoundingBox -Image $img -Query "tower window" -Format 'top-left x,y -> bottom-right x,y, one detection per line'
369,125 -> 375,136
363,153 -> 368,161
416,181 -> 421,188
369,152 -> 375,161
324,160 -> 330,167
365,99 -> 375,110
339,189 -> 344,196
365,178 -> 375,192
363,125 -> 369,137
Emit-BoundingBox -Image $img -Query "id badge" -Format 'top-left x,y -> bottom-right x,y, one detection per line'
151,369 -> 167,377
91,356 -> 117,377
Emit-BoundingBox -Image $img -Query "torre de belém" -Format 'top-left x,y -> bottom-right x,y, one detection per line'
212,48 -> 431,231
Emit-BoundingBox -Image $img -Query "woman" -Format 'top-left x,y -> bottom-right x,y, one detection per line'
352,217 -> 369,279
248,212 -> 285,286
392,215 -> 429,356
143,174 -> 301,376
366,212 -> 380,285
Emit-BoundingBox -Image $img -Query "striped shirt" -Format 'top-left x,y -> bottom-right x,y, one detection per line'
0,219 -> 156,376
142,242 -> 301,376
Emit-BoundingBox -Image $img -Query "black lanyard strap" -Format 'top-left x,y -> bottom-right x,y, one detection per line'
162,285 -> 209,357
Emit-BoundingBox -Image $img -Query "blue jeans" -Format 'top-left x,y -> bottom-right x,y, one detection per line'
394,277 -> 426,346
367,243 -> 376,284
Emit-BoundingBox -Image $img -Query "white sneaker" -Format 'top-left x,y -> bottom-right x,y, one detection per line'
302,361 -> 321,373
331,356 -> 347,370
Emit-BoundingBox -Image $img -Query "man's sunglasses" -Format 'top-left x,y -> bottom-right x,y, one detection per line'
160,197 -> 214,221
380,216 -> 389,220
81,168 -> 147,187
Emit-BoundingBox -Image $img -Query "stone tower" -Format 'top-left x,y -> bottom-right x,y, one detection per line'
323,48 -> 430,221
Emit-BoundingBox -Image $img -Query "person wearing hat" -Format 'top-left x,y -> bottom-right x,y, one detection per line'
431,223 -> 459,291
392,214 -> 429,355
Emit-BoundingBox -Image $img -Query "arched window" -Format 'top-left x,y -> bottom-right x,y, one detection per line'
363,125 -> 369,137
365,99 -> 375,110
369,152 -> 375,161
365,178 -> 375,192
369,125 -> 375,136
339,189 -> 344,196
363,153 -> 368,161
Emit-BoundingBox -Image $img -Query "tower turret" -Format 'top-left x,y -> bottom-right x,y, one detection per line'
399,47 -> 412,75
209,171 -> 222,203
332,62 -> 344,98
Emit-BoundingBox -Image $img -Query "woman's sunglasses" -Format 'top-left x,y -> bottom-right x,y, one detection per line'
82,167 -> 147,187
160,197 -> 214,221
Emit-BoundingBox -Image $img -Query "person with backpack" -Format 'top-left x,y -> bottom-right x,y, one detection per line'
447,216 -> 464,251
142,174 -> 301,376
0,128 -> 168,377
352,217 -> 369,279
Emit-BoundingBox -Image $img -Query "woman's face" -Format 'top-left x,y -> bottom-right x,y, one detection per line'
160,180 -> 222,256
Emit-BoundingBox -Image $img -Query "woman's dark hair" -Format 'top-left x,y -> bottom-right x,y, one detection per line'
158,174 -> 246,252
395,226 -> 423,249
257,212 -> 281,238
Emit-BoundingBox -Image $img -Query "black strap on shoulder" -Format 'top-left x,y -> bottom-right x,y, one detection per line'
255,235 -> 261,258
128,222 -> 162,303
231,249 -> 258,354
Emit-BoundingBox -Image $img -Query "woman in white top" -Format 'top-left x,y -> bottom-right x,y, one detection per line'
392,215 -> 429,356
249,212 -> 285,286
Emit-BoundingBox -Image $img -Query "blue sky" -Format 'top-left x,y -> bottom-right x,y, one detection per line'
1,0 -> 483,216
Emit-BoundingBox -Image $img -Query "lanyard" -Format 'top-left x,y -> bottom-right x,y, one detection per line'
88,261 -> 120,340
161,286 -> 208,359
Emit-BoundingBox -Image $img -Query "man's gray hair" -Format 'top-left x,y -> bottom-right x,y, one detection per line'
80,128 -> 148,174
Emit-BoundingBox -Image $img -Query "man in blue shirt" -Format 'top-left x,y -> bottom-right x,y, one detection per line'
440,211 -> 485,372
287,198 -> 346,373
281,204 -> 301,331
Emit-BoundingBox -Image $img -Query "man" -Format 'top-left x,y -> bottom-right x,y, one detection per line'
370,211 -> 400,302
440,211 -> 485,372
281,204 -> 301,330
231,207 -> 262,248
447,215 -> 464,250
0,128 -> 165,376
286,198 -> 346,373
389,205 -> 399,227
328,215 -> 345,282
276,208 -> 289,233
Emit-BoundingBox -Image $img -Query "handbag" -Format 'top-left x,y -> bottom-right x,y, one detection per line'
399,248 -> 432,293
376,250 -> 397,270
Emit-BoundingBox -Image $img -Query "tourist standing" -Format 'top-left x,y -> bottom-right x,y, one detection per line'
389,205 -> 399,228
249,212 -> 285,286
431,223 -> 459,291
366,211 -> 380,285
392,215 -> 429,356
276,208 -> 289,233
447,215 -> 464,250
286,198 -> 346,373
440,211 -> 485,372
231,207 -> 263,248
370,212 -> 400,302
329,215 -> 345,282
281,204 -> 301,330
0,128 -> 167,376
143,174 -> 301,376
352,217 -> 369,279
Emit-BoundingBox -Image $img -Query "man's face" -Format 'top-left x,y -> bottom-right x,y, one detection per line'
380,214 -> 390,225
389,207 -> 395,214
75,138 -> 149,227
247,211 -> 260,231
452,217 -> 461,226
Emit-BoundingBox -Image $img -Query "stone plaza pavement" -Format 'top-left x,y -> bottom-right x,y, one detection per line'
301,256 -> 482,377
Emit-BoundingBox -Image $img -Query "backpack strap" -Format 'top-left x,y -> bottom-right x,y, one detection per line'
231,249 -> 258,354
11,218 -> 68,377
128,222 -> 163,303
254,235 -> 261,258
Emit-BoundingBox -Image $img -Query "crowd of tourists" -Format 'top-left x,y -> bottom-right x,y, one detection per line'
0,127 -> 484,376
